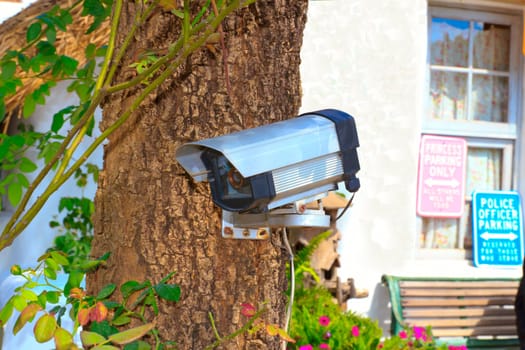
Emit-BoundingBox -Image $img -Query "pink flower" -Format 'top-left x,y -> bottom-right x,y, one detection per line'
377,344 -> 384,349
399,330 -> 407,339
299,345 -> 313,350
318,316 -> 330,326
319,344 -> 330,350
413,326 -> 425,340
351,325 -> 360,337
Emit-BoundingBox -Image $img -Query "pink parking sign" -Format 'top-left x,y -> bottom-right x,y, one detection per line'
417,135 -> 467,218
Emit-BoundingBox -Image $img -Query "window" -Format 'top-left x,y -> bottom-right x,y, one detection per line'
418,6 -> 521,254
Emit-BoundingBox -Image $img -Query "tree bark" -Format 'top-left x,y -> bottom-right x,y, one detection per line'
88,1 -> 308,349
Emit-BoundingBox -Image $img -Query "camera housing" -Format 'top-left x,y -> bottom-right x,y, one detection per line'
176,109 -> 360,221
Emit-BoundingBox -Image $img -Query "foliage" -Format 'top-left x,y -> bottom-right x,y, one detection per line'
0,249 -> 181,349
288,230 -> 332,290
0,0 -> 257,252
378,326 -> 464,350
49,197 -> 94,269
289,285 -> 383,349
287,235 -> 468,350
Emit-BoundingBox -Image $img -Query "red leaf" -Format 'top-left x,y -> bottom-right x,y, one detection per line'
89,302 -> 108,322
78,308 -> 90,326
240,303 -> 256,317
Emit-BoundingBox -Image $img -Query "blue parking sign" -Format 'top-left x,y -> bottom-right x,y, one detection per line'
472,191 -> 523,267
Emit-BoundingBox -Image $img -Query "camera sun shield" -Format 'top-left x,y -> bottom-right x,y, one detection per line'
175,109 -> 360,213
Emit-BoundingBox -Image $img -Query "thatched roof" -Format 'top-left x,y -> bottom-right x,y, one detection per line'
0,0 -> 109,133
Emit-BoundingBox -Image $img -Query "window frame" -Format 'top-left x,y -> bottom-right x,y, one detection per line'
425,7 -> 521,138
418,5 -> 522,258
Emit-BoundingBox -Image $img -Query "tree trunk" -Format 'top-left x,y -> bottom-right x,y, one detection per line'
88,1 -> 308,349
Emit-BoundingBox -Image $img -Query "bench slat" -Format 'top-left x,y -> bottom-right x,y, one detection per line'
399,281 -> 519,289
401,288 -> 517,297
404,307 -> 515,318
405,316 -> 516,327
429,326 -> 518,337
402,297 -> 514,307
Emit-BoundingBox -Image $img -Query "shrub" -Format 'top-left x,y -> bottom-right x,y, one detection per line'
289,286 -> 382,349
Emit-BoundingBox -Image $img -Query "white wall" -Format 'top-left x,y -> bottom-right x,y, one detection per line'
300,0 -> 523,335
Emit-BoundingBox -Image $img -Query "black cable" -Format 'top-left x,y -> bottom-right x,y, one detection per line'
335,192 -> 355,221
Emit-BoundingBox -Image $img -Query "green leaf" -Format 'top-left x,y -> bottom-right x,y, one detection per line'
39,141 -> 61,165
7,181 -> 23,207
19,157 -> 38,173
120,281 -> 145,298
108,323 -> 155,345
36,40 -> 56,56
18,52 -> 30,71
33,313 -> 57,343
46,26 -> 57,44
17,174 -> 29,188
85,43 -> 96,59
0,300 -> 14,326
54,327 -> 73,350
22,94 -> 36,118
44,266 -> 57,280
96,45 -> 107,57
123,340 -> 151,350
46,291 -> 60,304
60,55 -> 78,76
92,345 -> 120,350
26,22 -> 42,42
45,257 -> 59,271
12,295 -> 28,311
154,283 -> 181,302
50,251 -> 70,266
2,60 -> 17,80
112,315 -> 131,326
90,320 -> 118,338
64,270 -> 85,296
80,330 -> 107,346
97,283 -> 116,300
51,112 -> 64,132
37,291 -> 47,307
50,105 -> 74,133
21,289 -> 39,302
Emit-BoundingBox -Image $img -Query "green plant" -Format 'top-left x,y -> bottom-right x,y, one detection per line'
288,286 -> 383,349
0,249 -> 181,349
48,195 -> 94,272
288,230 -> 332,290
378,326 -> 465,350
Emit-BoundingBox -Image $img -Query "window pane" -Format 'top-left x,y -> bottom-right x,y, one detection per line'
471,75 -> 508,122
473,22 -> 510,71
421,218 -> 459,249
419,147 -> 502,249
466,148 -> 501,193
430,17 -> 469,67
430,71 -> 467,120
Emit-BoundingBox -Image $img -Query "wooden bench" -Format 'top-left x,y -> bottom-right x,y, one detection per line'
382,275 -> 521,349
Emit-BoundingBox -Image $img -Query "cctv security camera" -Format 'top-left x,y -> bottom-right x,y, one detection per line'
175,109 -> 360,215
